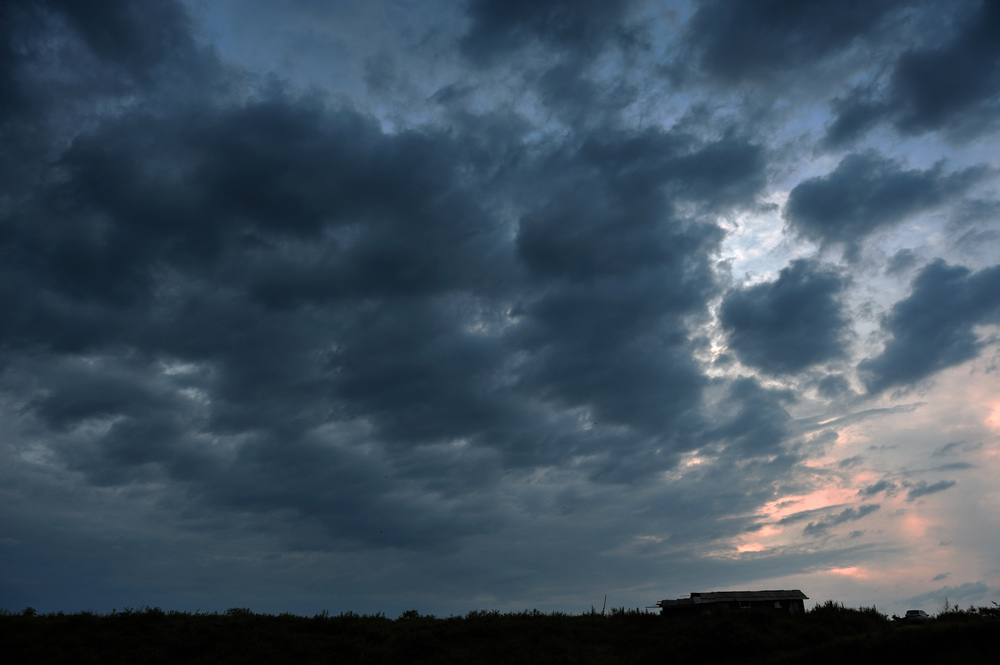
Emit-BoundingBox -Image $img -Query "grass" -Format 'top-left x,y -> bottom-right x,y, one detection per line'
2,602 -> 998,664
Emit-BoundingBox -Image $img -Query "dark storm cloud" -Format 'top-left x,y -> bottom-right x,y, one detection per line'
514,130 -> 764,282
40,0 -> 200,83
860,479 -> 897,497
784,152 -> 987,259
886,248 -> 920,275
0,0 -> 201,114
0,0 -> 519,527
11,0 -> 994,617
681,0 -> 906,85
460,0 -> 635,65
838,455 -> 863,468
822,85 -> 886,150
905,581 -> 991,607
456,0 -> 648,127
508,127 -> 766,459
933,441 -> 963,457
933,440 -> 982,457
1,98 -> 506,351
794,403 -> 923,434
0,0 -> 790,553
802,504 -> 880,536
816,374 -> 852,399
704,378 -> 794,455
533,60 -> 638,127
826,0 -> 1000,144
4,105 -> 527,494
0,3 -> 40,121
927,462 -> 974,472
905,479 -> 957,501
859,260 -> 1000,392
720,260 -> 850,373
201,435 -> 503,551
946,199 -> 1000,256
327,298 -> 520,448
0,0 -> 214,222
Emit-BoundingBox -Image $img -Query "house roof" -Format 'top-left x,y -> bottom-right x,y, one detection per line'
657,590 -> 808,607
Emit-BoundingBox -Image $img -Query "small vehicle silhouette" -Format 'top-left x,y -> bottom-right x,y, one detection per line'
904,609 -> 930,623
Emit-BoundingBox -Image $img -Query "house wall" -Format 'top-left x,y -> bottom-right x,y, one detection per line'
660,598 -> 805,616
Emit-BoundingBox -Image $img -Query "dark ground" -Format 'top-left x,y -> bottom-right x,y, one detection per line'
2,602 -> 998,664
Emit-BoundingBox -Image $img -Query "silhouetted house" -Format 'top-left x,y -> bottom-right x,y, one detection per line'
655,590 -> 808,616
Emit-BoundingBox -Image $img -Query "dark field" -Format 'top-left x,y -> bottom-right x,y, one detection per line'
3,602 -> 998,664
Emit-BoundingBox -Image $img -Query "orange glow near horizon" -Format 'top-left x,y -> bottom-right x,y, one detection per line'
828,566 -> 866,578
755,524 -> 783,538
727,487 -> 865,555
985,400 -> 1000,430
829,566 -> 857,576
901,512 -> 929,539
723,362 -> 1000,604
761,487 -> 858,521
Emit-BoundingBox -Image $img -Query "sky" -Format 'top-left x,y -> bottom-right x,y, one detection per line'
2,0 -> 999,618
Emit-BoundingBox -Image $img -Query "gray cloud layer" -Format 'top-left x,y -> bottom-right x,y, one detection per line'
1,0 -> 997,614
682,0 -> 908,85
825,0 -> 1000,144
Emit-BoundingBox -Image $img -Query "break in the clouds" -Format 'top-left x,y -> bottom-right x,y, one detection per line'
2,0 -> 999,617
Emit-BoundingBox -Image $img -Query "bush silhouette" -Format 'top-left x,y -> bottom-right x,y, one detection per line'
2,602 -> 997,664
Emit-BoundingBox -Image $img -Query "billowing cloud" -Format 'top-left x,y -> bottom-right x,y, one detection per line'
904,582 -> 991,608
859,479 -> 897,498
905,480 -> 957,501
0,0 -> 777,533
681,0 -> 906,85
460,0 -> 635,65
784,153 -> 987,259
825,0 -> 1000,144
720,260 -> 850,373
704,377 -> 795,456
860,260 -> 1000,392
2,0 -> 999,617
